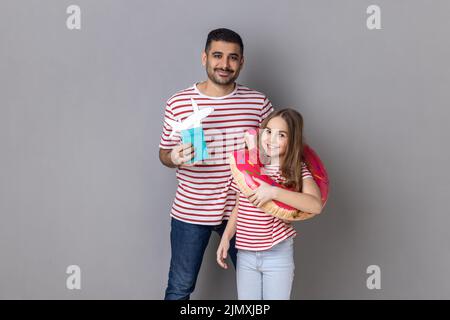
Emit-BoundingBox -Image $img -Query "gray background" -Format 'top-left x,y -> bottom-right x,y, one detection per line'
1,0 -> 449,299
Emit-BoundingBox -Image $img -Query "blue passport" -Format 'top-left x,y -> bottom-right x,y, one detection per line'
181,126 -> 209,163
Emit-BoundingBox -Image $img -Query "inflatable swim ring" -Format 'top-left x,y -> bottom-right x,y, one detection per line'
229,129 -> 329,221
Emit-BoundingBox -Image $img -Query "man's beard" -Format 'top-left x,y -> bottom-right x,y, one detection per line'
206,64 -> 240,86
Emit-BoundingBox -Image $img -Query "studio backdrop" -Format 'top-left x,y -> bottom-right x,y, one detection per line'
0,0 -> 449,299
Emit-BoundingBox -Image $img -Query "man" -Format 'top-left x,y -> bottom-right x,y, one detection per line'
159,28 -> 274,300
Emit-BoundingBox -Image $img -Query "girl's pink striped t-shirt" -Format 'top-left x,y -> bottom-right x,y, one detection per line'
228,162 -> 313,251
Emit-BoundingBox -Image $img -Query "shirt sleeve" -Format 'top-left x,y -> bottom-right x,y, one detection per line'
259,96 -> 274,125
159,102 -> 181,149
301,162 -> 314,180
226,174 -> 241,194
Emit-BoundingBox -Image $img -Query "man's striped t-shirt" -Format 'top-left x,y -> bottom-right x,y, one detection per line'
159,83 -> 274,225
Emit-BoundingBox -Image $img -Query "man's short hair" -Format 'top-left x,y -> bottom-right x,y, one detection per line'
205,28 -> 244,55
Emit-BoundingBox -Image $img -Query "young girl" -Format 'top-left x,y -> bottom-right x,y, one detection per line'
217,108 -> 323,300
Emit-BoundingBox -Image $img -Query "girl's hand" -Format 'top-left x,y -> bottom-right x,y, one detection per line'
216,238 -> 230,269
247,177 -> 277,208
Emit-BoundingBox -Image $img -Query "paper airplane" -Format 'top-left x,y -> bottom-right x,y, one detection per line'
166,98 -> 214,139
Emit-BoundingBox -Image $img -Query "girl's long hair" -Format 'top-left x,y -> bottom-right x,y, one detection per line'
260,108 -> 305,192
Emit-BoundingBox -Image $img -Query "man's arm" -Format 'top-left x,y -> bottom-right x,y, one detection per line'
159,148 -> 177,168
159,143 -> 195,169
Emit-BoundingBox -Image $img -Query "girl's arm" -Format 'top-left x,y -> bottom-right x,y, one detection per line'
250,177 -> 322,214
272,178 -> 322,214
216,195 -> 239,269
222,195 -> 239,240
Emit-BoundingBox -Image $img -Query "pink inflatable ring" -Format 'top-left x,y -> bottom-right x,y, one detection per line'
229,132 -> 329,221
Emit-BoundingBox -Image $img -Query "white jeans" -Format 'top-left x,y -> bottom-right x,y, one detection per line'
236,237 -> 295,300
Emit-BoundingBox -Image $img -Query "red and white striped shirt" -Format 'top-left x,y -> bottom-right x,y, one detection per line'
159,83 -> 274,225
228,162 -> 313,251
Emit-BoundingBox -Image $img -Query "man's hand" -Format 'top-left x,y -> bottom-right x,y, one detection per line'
159,143 -> 196,168
171,143 -> 196,167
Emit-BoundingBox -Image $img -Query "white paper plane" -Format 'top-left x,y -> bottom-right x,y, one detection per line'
166,98 -> 214,139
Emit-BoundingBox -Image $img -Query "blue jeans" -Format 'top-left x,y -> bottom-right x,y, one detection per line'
236,237 -> 295,300
164,217 -> 237,300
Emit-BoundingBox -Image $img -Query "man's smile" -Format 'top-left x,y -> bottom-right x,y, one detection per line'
215,69 -> 233,77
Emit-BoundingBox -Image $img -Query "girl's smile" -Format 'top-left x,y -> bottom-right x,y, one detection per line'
261,116 -> 288,161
